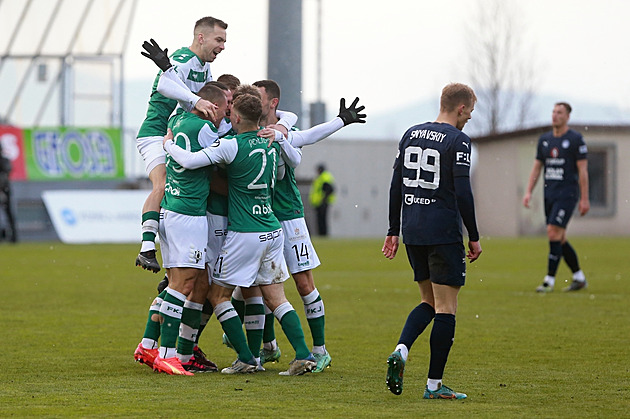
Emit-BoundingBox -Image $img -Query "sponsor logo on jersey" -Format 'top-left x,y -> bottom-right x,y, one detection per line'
456,151 -> 471,165
404,194 -> 435,206
579,144 -> 588,154
545,167 -> 564,180
551,147 -> 559,158
187,69 -> 208,83
165,182 -> 180,196
253,204 -> 273,215
259,229 -> 281,242
546,157 -> 565,166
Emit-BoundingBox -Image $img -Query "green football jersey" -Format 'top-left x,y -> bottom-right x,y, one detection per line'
207,167 -> 229,216
137,47 -> 212,139
226,131 -> 282,233
272,166 -> 304,221
272,126 -> 303,221
161,111 -> 217,216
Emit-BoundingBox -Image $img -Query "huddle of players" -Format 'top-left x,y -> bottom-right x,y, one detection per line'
132,17 -> 366,376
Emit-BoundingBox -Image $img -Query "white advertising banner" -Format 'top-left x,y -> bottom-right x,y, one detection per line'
42,190 -> 147,244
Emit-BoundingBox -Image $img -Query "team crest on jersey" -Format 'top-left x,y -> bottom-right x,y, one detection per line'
550,147 -> 559,158
562,139 -> 570,149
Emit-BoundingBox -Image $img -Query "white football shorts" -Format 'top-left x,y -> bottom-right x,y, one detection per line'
159,209 -> 207,269
281,217 -> 320,274
137,135 -> 166,175
211,229 -> 289,288
206,212 -> 228,265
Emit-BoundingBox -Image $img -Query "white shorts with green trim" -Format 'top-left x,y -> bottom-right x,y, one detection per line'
211,229 -> 289,288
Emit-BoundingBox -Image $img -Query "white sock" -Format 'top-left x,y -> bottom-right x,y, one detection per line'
312,345 -> 326,355
141,338 -> 157,349
427,378 -> 442,391
573,270 -> 586,282
395,344 -> 408,362
140,241 -> 156,252
159,346 -> 177,359
264,339 -> 278,351
544,275 -> 555,287
178,353 -> 192,364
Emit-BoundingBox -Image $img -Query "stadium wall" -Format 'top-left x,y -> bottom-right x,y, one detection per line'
294,139 -> 397,238
474,125 -> 630,237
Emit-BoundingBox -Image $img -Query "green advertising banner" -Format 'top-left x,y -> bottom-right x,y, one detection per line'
23,127 -> 124,180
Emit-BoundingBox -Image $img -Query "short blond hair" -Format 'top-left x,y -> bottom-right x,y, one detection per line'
440,83 -> 477,112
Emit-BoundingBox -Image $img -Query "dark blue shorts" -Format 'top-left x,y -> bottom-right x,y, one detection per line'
545,198 -> 577,228
405,242 -> 466,286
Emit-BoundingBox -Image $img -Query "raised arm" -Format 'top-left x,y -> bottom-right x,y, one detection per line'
142,38 -> 216,118
163,127 -> 236,170
289,97 -> 366,148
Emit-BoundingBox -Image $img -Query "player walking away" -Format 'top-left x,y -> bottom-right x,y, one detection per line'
134,84 -> 229,375
163,92 -> 316,375
135,16 -> 227,274
523,102 -> 589,292
382,83 -> 482,399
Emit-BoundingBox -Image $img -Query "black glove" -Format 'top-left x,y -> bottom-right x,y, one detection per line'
337,97 -> 366,126
141,38 -> 172,72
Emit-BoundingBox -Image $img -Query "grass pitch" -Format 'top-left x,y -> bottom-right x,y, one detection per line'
1,237 -> 629,417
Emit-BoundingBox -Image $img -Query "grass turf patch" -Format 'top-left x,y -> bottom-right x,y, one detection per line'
1,237 -> 629,417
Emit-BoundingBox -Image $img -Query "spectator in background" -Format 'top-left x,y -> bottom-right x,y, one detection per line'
309,164 -> 335,236
0,141 -> 17,243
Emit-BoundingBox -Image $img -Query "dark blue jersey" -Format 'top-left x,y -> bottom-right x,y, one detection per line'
536,129 -> 587,201
387,122 -> 479,245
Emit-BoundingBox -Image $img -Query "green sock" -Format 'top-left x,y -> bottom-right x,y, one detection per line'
244,297 -> 265,358
178,300 -> 203,360
303,289 -> 326,347
196,299 -> 213,344
142,290 -> 166,341
141,211 -> 160,245
276,302 -> 311,360
231,297 -> 245,323
159,288 -> 186,351
215,301 -> 254,363
262,305 -> 276,344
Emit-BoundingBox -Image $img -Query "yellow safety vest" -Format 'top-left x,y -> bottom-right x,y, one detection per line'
309,171 -> 336,206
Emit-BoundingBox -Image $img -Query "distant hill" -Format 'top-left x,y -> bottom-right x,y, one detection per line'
124,79 -> 630,141
327,94 -> 630,141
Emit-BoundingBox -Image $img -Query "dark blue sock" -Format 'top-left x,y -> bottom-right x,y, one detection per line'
547,241 -> 563,277
398,302 -> 435,350
562,241 -> 580,273
428,313 -> 456,380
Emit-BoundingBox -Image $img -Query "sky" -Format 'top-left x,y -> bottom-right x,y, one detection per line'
1,0 -> 630,139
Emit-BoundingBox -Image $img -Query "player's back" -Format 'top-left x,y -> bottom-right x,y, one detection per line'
226,131 -> 282,233
161,111 -> 211,216
397,121 -> 471,245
